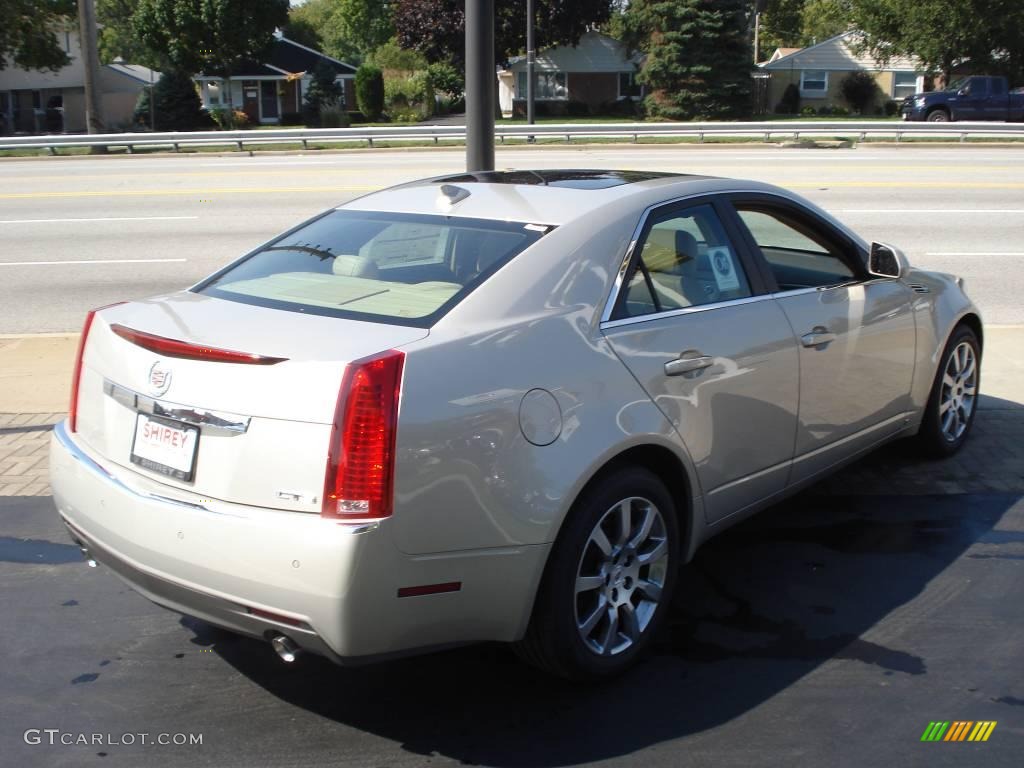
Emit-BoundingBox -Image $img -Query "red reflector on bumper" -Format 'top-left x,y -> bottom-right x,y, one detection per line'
397,582 -> 462,598
247,607 -> 305,627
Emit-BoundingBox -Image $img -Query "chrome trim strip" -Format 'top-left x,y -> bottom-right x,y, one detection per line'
53,420 -> 218,514
103,379 -> 250,435
600,294 -> 773,330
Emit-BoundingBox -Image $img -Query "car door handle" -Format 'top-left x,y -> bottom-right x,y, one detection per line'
664,354 -> 714,376
801,327 -> 837,347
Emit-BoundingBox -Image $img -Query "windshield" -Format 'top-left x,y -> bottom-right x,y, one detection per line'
195,210 -> 550,327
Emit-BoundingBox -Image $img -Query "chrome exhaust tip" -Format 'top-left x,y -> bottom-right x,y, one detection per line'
79,546 -> 97,568
270,634 -> 300,663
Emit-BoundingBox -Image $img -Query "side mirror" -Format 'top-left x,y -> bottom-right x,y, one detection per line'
868,242 -> 901,279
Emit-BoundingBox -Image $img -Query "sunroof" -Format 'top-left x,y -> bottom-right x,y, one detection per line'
429,169 -> 683,190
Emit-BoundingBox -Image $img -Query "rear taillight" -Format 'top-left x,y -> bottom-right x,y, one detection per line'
322,350 -> 405,520
69,303 -> 125,433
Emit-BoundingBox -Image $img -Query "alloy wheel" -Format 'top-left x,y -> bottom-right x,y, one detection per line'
939,340 -> 977,442
574,496 -> 669,656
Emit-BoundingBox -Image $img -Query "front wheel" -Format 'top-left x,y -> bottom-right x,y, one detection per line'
515,467 -> 679,680
917,325 -> 980,457
927,109 -> 951,122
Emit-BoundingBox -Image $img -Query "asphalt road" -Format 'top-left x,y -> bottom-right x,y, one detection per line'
1,144 -> 1023,332
2,488 -> 1022,767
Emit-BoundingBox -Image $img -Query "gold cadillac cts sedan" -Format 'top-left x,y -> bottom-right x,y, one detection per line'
50,170 -> 981,679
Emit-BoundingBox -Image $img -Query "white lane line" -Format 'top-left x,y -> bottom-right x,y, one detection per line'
835,209 -> 1024,214
925,252 -> 1024,257
0,216 -> 198,224
0,258 -> 188,266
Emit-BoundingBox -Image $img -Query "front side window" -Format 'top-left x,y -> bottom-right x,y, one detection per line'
800,70 -> 828,96
197,211 -> 548,327
735,206 -> 856,290
616,204 -> 752,319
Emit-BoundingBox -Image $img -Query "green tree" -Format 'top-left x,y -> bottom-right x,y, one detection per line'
759,0 -> 805,52
621,0 -> 753,120
393,0 -> 613,68
0,0 -> 74,71
802,0 -> 851,44
135,69 -> 205,129
303,60 -> 344,124
132,0 -> 289,114
355,63 -> 385,120
286,0 -> 392,63
97,0 -> 161,66
852,0 -> 1024,82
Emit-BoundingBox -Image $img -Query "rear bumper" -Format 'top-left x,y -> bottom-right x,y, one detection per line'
50,421 -> 549,663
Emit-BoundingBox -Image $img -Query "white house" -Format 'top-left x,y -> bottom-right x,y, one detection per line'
0,27 -> 159,133
497,31 -> 643,117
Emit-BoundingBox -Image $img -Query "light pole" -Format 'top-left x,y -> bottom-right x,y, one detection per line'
526,0 -> 535,139
465,0 -> 496,171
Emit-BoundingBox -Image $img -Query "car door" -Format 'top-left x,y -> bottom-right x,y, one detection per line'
601,198 -> 800,524
958,78 -> 988,119
725,195 -> 916,485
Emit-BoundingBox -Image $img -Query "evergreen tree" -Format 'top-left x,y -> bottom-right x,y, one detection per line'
355,63 -> 385,120
622,0 -> 754,120
303,61 -> 344,125
146,70 -> 205,130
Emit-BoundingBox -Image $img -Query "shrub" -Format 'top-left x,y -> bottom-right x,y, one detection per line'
303,61 -> 344,126
566,99 -> 589,117
840,70 -> 881,115
135,70 -> 205,131
319,107 -> 350,128
280,111 -> 303,126
370,39 -> 427,75
425,61 -> 463,100
355,64 -> 385,121
232,109 -> 250,129
884,99 -> 900,117
817,104 -> 834,116
384,71 -> 434,120
778,83 -> 800,114
831,105 -> 850,116
800,105 -> 817,117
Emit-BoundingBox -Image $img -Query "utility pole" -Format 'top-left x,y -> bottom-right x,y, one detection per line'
526,0 -> 535,140
77,0 -> 106,153
465,0 -> 495,172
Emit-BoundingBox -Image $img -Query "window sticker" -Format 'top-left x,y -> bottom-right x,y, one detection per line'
708,247 -> 740,291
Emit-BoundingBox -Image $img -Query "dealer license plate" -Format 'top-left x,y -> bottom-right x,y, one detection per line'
130,413 -> 199,482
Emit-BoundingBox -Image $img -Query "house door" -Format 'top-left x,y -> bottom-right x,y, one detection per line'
260,81 -> 279,122
242,81 -> 259,123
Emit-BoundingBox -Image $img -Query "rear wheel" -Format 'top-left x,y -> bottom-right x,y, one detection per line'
917,325 -> 980,457
515,467 -> 679,680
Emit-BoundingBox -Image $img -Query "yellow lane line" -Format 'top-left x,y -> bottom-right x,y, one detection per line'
0,186 -> 380,200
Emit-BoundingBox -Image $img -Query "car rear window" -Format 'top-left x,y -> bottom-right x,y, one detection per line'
195,211 -> 550,327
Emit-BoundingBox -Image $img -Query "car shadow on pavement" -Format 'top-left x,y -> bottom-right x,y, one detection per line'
197,490 -> 1020,767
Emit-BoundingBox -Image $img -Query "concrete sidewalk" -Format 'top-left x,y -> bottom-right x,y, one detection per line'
1,326 -> 1022,497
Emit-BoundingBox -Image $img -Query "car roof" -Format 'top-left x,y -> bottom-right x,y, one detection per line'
338,169 -> 725,226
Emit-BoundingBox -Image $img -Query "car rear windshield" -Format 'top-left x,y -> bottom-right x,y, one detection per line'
195,210 -> 550,327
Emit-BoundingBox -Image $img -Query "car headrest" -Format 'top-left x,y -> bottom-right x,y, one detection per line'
643,228 -> 698,273
332,254 -> 379,278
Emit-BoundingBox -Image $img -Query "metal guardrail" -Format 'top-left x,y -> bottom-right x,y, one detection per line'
2,120 -> 1023,153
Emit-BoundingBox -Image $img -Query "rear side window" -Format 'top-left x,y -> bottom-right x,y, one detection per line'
196,211 -> 548,327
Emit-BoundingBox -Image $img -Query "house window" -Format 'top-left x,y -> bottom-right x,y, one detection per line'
892,72 -> 919,99
206,82 -> 221,106
516,71 -> 567,100
618,72 -> 642,100
800,70 -> 828,97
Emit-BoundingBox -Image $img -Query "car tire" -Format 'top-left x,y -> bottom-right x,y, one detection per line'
917,324 -> 981,458
515,466 -> 679,680
927,109 -> 951,122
